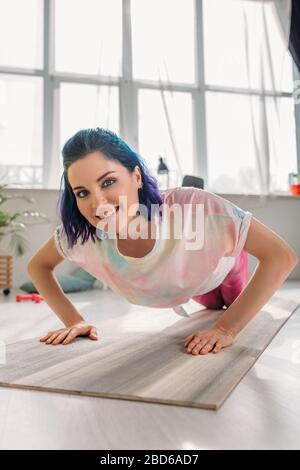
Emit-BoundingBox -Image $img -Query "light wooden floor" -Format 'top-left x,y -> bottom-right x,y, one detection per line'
0,281 -> 300,450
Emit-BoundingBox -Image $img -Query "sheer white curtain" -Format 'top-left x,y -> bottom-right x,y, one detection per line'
156,73 -> 184,184
47,0 -> 293,194
45,0 -> 122,189
242,0 -> 292,197
130,0 -> 194,189
131,0 -> 293,195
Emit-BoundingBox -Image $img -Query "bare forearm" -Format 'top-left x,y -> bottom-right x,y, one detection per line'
27,265 -> 85,327
213,255 -> 298,336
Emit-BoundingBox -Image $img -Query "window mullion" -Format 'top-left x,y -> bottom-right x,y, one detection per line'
120,0 -> 138,152
194,0 -> 208,184
43,0 -> 58,188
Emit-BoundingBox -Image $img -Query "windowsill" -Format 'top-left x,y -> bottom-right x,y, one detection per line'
269,191 -> 300,197
216,191 -> 300,198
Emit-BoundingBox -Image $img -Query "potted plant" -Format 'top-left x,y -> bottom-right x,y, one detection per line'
0,183 -> 50,295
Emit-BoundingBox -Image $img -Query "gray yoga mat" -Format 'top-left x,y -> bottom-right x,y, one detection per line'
0,295 -> 299,410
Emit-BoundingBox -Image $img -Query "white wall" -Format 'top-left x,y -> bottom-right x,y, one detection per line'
1,188 -> 299,289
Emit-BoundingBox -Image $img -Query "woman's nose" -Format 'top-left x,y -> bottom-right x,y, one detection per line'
90,190 -> 106,212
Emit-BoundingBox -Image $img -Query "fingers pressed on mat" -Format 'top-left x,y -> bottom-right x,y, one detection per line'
46,332 -> 62,344
52,332 -> 69,344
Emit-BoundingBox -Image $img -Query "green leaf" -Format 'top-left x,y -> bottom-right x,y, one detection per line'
7,231 -> 30,257
0,211 -> 11,226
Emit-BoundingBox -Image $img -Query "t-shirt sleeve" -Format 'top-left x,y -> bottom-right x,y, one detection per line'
171,187 -> 253,259
53,223 -> 100,266
223,203 -> 253,257
53,224 -> 71,259
203,190 -> 253,258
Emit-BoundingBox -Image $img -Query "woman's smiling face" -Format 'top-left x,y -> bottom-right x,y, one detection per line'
67,151 -> 143,236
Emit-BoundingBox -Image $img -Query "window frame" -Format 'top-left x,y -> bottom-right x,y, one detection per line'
0,0 -> 298,192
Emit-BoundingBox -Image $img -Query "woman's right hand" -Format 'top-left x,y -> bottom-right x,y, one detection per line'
40,321 -> 98,345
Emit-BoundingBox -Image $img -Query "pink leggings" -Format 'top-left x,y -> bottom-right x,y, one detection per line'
191,250 -> 248,309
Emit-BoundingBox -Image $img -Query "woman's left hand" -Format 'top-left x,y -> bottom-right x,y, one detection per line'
184,326 -> 236,355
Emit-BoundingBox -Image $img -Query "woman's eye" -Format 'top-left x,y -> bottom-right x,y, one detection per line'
102,178 -> 115,188
76,190 -> 87,198
75,179 -> 115,198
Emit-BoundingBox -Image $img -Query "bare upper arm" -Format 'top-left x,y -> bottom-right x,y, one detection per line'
243,216 -> 299,263
28,234 -> 65,271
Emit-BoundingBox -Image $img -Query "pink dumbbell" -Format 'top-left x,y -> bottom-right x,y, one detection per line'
16,294 -> 44,303
31,294 -> 43,303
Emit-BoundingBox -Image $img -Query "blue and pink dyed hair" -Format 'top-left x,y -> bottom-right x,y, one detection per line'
56,127 -> 163,249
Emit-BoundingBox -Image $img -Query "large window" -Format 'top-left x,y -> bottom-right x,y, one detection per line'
55,0 -> 122,76
203,0 -> 297,193
0,0 -> 298,193
0,0 -> 44,186
0,0 -> 43,69
60,83 -> 120,152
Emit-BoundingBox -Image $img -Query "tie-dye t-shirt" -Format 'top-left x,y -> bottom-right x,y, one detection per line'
53,187 -> 252,310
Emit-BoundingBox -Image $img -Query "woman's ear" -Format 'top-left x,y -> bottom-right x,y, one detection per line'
134,166 -> 142,186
